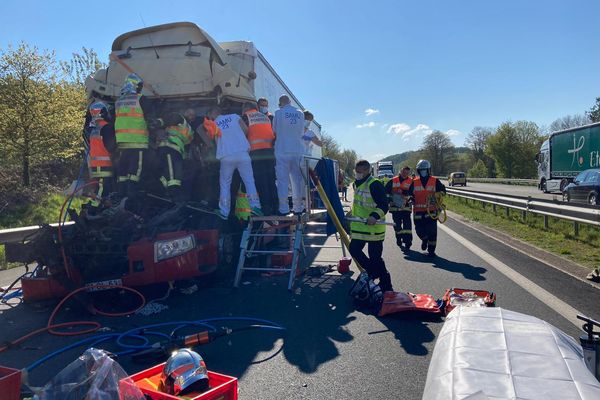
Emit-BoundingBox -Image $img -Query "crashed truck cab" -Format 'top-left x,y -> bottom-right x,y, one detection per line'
85,21 -> 256,105
19,22 -> 264,302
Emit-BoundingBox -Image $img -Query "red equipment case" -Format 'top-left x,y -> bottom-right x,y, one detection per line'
442,288 -> 496,315
0,365 -> 21,400
120,363 -> 237,400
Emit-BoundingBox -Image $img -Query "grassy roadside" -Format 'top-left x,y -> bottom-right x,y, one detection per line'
0,193 -> 84,269
444,196 -> 600,270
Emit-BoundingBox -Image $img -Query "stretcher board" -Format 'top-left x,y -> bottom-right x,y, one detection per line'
423,307 -> 600,399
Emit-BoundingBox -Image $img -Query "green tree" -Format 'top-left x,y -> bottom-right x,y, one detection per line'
320,131 -> 341,160
338,149 -> 358,177
465,126 -> 495,175
0,42 -> 85,186
587,97 -> 600,123
60,47 -> 106,87
420,130 -> 455,175
549,114 -> 591,132
468,159 -> 487,178
486,121 -> 542,178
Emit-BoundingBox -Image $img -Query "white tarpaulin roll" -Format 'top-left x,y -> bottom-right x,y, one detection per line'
422,307 -> 600,399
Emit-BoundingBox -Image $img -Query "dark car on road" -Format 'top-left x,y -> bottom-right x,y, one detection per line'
563,168 -> 600,205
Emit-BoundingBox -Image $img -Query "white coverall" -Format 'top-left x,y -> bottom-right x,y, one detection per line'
273,104 -> 306,214
215,114 -> 260,216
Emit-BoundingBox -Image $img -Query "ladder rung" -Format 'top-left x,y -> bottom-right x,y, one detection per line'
306,222 -> 326,225
248,233 -> 293,237
306,245 -> 343,248
304,233 -> 329,237
250,215 -> 298,222
241,267 -> 293,272
246,250 -> 293,254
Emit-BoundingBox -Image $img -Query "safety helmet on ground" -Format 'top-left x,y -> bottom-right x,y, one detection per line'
88,101 -> 110,127
349,272 -> 383,310
159,349 -> 209,395
416,159 -> 431,177
121,73 -> 143,95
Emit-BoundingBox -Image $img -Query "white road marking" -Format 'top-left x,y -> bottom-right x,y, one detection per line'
439,223 -> 584,329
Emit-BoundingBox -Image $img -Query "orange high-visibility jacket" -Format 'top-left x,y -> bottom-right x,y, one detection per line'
412,176 -> 438,213
390,175 -> 412,211
244,108 -> 274,151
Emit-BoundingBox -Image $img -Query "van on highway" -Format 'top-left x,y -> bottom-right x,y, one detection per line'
448,172 -> 467,186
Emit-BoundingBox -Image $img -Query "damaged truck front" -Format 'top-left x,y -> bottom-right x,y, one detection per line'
13,22 -> 265,301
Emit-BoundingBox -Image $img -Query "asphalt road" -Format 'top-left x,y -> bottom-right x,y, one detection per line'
0,215 -> 598,399
441,180 -> 564,201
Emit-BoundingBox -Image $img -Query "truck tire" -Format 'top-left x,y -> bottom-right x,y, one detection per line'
589,193 -> 598,206
540,179 -> 548,193
560,179 -> 569,192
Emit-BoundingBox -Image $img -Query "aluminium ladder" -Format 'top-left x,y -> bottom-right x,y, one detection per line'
233,215 -> 305,290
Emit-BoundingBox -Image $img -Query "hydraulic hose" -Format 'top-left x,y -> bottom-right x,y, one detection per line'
25,317 -> 285,372
426,193 -> 447,224
0,284 -> 146,352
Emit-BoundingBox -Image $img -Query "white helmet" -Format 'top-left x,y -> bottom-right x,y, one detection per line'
416,159 -> 431,176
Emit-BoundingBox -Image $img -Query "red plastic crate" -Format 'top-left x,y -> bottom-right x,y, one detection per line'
442,288 -> 496,315
121,363 -> 237,400
0,365 -> 21,400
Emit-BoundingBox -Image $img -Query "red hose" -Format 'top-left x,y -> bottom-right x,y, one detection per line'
0,284 -> 145,352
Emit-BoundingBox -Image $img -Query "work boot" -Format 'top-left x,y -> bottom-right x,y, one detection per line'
421,239 -> 427,251
427,248 -> 436,257
378,272 -> 393,293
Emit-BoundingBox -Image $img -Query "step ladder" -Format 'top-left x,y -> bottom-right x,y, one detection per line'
302,221 -> 347,265
233,215 -> 305,290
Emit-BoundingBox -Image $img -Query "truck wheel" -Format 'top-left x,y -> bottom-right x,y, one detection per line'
560,179 -> 569,192
589,193 -> 598,206
563,192 -> 570,202
540,179 -> 548,193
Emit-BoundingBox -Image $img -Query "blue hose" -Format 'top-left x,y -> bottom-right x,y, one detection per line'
25,317 -> 285,372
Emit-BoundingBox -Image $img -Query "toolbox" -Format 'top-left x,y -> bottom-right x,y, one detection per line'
121,363 -> 237,400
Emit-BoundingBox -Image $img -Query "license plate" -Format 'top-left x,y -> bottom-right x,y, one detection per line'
85,279 -> 123,292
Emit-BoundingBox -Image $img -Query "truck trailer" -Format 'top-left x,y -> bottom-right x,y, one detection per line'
536,122 -> 600,193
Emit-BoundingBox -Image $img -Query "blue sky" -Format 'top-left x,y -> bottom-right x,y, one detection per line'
2,0 -> 599,161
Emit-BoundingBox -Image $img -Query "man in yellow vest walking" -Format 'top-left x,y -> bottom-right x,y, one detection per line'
114,73 -> 152,197
349,160 -> 393,292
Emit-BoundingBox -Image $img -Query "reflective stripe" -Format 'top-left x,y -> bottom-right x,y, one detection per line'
412,176 -> 438,213
115,93 -> 148,147
245,109 -> 274,151
89,166 -> 113,178
116,112 -> 144,118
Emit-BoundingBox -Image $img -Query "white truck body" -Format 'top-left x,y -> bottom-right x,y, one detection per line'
220,41 -> 322,158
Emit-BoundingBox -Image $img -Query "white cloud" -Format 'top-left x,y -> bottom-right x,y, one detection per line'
446,129 -> 461,137
364,108 -> 380,116
387,123 -> 433,141
356,121 -> 377,129
387,123 -> 411,135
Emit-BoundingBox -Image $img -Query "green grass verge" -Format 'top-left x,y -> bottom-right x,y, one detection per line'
0,193 -> 84,269
445,196 -> 600,270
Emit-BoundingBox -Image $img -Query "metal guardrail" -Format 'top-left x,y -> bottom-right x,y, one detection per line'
446,188 -> 600,231
0,222 -> 74,245
437,177 -> 538,186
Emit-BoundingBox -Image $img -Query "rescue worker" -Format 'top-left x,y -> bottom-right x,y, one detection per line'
114,73 -> 152,197
242,102 -> 278,215
257,97 -> 273,122
273,95 -> 306,215
385,166 -> 413,251
408,159 -> 446,256
349,160 -> 393,292
302,110 -> 323,156
157,112 -> 194,202
207,106 -> 262,220
86,101 -> 115,207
